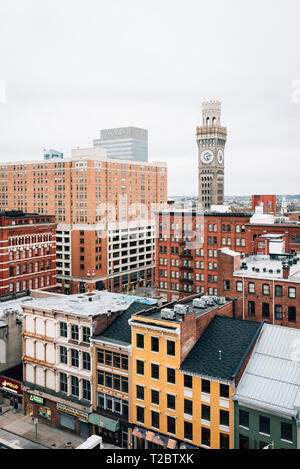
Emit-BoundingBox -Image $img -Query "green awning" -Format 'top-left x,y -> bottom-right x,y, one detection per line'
88,413 -> 120,432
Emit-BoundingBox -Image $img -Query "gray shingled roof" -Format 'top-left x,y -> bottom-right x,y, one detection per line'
180,315 -> 263,381
93,301 -> 153,345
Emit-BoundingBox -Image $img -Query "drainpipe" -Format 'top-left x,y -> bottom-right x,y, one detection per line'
242,276 -> 245,321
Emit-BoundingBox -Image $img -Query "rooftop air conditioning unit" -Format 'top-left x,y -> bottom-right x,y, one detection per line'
206,297 -> 214,306
161,308 -> 175,320
192,298 -> 204,309
218,297 -> 226,305
174,304 -> 190,316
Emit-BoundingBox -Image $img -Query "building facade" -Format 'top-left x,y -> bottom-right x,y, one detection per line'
233,323 -> 300,449
218,248 -> 300,328
0,211 -> 57,299
196,101 -> 227,209
0,149 -> 167,294
155,209 -> 251,302
21,291 -> 143,437
93,127 -> 148,162
129,295 -> 262,449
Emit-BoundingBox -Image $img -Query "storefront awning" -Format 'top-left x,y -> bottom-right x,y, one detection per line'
167,438 -> 177,449
132,426 -> 147,439
180,442 -> 196,450
88,413 -> 120,432
146,431 -> 154,442
152,433 -> 168,447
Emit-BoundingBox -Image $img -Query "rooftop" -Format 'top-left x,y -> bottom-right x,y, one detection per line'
180,315 -> 262,382
131,296 -> 230,325
234,253 -> 300,281
20,291 -> 158,318
233,323 -> 300,418
92,301 -> 154,347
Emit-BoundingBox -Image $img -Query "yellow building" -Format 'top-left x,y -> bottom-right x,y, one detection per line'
129,297 -> 262,449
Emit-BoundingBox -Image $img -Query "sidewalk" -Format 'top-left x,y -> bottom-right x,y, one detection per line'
0,406 -> 85,449
0,405 -> 123,450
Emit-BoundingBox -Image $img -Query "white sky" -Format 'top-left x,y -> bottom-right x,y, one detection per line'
0,0 -> 299,196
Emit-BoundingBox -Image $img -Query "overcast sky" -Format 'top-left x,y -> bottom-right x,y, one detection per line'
0,0 -> 299,196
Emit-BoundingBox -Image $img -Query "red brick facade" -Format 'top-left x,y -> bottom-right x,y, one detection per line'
0,211 -> 57,298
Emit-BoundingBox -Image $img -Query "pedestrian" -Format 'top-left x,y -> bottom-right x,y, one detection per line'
10,396 -> 14,407
13,398 -> 18,414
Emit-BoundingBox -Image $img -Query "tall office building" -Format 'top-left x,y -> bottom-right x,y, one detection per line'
93,127 -> 148,162
196,101 -> 227,209
0,148 -> 167,294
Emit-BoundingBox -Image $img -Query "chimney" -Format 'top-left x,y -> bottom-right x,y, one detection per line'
282,264 -> 290,279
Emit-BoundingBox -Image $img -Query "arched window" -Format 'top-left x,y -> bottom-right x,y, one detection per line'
206,117 -> 210,126
212,117 -> 216,126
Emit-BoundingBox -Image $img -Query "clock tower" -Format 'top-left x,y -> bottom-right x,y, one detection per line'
196,101 -> 227,210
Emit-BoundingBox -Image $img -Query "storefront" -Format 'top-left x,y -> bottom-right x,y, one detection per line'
23,391 -> 90,438
0,375 -> 23,407
89,413 -> 123,447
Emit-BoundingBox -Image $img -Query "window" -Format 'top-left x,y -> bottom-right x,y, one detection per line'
281,422 -> 293,442
184,399 -> 193,416
259,416 -> 270,435
262,303 -> 270,318
220,384 -> 229,399
220,433 -> 230,449
60,346 -> 68,364
201,427 -> 210,447
167,394 -> 176,410
60,373 -> 68,393
113,353 -> 120,368
97,370 -> 104,386
98,350 -> 104,364
202,379 -> 210,394
167,368 -> 176,384
151,363 -> 159,380
105,351 -> 112,366
248,282 -> 255,294
275,285 -> 283,297
136,385 -> 144,401
202,404 -> 210,422
121,356 -> 128,370
151,389 -> 159,406
275,305 -> 283,320
60,322 -> 67,338
223,280 -> 230,291
82,379 -> 91,401
113,375 -> 120,391
167,416 -> 176,435
71,376 -> 79,397
71,324 -> 79,341
184,374 -> 193,389
239,434 -> 249,450
136,360 -> 144,376
236,281 -> 243,292
151,411 -> 160,429
184,421 -> 193,441
288,287 -> 296,299
136,406 -> 144,424
167,340 -> 175,357
71,349 -> 79,367
136,333 -> 144,349
83,352 -> 91,370
151,336 -> 159,353
105,373 -> 112,388
248,301 -> 255,317
82,327 -> 91,343
288,306 -> 296,322
220,410 -> 229,427
262,284 -> 270,295
122,377 -> 128,393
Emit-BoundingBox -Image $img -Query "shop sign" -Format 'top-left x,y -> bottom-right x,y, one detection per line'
56,403 -> 88,421
0,376 -> 23,395
29,394 -> 44,405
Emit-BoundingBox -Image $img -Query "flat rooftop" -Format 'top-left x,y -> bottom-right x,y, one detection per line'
20,291 -> 158,317
131,296 -> 230,325
235,253 -> 300,281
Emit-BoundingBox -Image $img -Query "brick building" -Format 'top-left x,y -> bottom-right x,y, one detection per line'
155,209 -> 252,302
218,247 -> 300,328
0,211 -> 57,299
251,195 -> 276,214
0,148 -> 167,294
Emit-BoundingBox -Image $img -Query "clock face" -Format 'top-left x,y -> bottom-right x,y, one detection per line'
217,150 -> 224,164
201,150 -> 214,164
